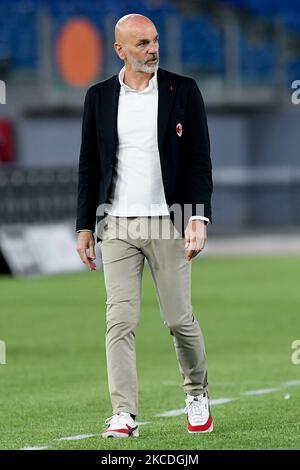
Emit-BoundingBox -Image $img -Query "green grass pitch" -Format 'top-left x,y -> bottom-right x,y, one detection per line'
0,256 -> 300,450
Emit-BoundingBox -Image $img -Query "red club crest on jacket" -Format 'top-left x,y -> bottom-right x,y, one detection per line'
176,122 -> 183,137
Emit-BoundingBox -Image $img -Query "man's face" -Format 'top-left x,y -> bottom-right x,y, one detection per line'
120,23 -> 159,73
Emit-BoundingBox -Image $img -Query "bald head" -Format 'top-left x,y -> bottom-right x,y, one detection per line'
115,14 -> 155,44
114,14 -> 159,74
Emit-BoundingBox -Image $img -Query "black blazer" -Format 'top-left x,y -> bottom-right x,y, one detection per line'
76,67 -> 213,240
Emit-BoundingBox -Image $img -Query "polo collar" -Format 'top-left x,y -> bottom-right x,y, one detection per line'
118,66 -> 158,94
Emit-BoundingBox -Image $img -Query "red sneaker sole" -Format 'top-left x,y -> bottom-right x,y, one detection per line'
188,422 -> 213,434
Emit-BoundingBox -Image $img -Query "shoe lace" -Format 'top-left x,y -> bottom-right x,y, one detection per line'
105,414 -> 123,427
184,394 -> 207,419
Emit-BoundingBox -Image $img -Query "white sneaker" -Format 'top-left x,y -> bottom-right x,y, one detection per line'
102,412 -> 139,438
184,392 -> 213,433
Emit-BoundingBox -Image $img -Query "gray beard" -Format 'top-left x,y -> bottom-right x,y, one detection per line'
129,58 -> 159,74
138,62 -> 159,74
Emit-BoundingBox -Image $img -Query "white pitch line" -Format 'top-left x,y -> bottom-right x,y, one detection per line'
156,408 -> 185,417
210,397 -> 236,405
19,422 -> 150,450
240,387 -> 280,396
20,446 -> 49,450
284,380 -> 300,387
56,433 -> 99,442
55,423 -> 150,442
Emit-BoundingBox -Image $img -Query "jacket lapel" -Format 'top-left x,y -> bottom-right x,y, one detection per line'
157,68 -> 177,152
101,75 -> 120,163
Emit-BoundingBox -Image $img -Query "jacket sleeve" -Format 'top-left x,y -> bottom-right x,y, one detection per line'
76,87 -> 101,232
184,79 -> 213,223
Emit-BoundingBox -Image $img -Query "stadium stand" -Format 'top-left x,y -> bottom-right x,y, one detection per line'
0,0 -> 299,238
0,0 -> 299,87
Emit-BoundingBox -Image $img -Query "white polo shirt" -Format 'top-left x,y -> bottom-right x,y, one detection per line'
106,66 -> 170,216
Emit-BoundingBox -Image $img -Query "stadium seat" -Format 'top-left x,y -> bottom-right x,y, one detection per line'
181,16 -> 225,74
239,30 -> 277,82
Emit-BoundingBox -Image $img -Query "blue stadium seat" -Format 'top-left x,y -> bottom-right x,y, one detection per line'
219,0 -> 300,26
0,2 -> 37,69
181,16 -> 225,74
239,29 -> 277,82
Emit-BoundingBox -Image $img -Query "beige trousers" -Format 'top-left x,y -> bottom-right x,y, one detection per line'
99,215 -> 208,416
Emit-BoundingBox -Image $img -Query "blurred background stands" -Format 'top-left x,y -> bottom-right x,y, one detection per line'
1,0 -> 300,241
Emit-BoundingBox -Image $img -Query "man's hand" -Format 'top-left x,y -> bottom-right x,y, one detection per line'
76,232 -> 97,271
184,220 -> 207,261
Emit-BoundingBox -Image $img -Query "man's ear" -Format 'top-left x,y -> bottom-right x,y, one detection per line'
114,42 -> 125,60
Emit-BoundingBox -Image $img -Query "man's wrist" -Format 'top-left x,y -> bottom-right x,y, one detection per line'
77,229 -> 94,233
189,216 -> 210,225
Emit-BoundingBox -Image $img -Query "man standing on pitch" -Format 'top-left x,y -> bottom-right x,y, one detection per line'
76,14 -> 213,438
